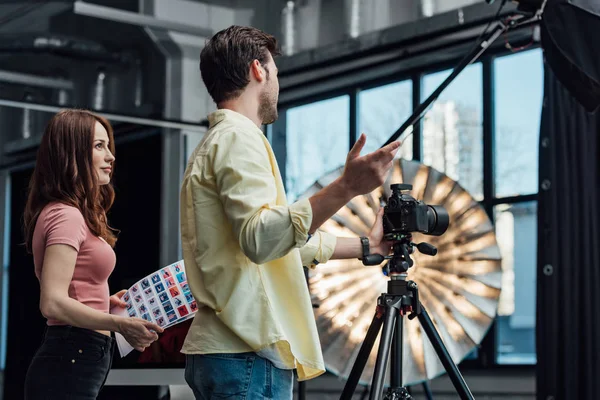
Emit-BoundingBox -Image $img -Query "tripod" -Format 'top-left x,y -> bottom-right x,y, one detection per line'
340,236 -> 475,400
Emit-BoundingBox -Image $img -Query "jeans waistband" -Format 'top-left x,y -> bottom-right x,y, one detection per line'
45,325 -> 114,347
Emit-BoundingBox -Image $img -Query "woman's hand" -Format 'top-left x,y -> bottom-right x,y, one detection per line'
117,317 -> 164,352
368,207 -> 393,257
109,290 -> 127,308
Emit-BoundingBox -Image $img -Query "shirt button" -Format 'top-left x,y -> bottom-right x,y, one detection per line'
71,359 -> 75,363
79,349 -> 83,354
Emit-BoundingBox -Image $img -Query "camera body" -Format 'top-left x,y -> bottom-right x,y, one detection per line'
383,184 -> 449,237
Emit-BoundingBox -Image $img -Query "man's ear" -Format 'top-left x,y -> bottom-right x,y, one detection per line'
249,59 -> 265,83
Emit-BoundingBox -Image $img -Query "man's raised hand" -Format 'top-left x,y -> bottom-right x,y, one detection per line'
340,133 -> 401,197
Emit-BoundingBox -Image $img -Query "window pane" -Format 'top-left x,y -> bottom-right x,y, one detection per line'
494,49 -> 543,197
422,64 -> 483,200
494,201 -> 537,364
286,96 -> 350,201
358,80 -> 413,160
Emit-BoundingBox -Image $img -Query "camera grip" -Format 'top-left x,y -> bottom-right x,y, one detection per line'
362,254 -> 385,266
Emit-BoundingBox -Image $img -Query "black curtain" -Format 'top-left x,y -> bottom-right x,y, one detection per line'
537,63 -> 600,399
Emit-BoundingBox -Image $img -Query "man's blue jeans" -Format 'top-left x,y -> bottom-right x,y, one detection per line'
185,352 -> 294,399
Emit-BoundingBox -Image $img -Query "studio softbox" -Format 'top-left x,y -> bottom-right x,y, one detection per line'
541,0 -> 600,112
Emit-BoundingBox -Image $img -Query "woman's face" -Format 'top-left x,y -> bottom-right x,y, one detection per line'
92,121 -> 115,185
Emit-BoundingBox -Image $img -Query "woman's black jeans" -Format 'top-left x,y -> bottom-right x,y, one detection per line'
24,325 -> 115,400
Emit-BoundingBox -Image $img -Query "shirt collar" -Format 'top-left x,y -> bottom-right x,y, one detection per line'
208,109 -> 263,133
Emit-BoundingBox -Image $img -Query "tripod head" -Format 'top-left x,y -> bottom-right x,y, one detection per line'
362,233 -> 437,276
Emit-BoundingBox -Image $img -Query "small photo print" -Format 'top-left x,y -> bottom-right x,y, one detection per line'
131,285 -> 139,294
176,272 -> 186,283
184,292 -> 194,303
138,304 -> 147,314
141,313 -> 151,322
174,264 -> 182,274
134,295 -> 143,304
154,283 -> 165,293
161,269 -> 172,279
169,287 -> 180,297
152,307 -> 163,318
166,310 -> 177,323
156,316 -> 166,327
189,301 -> 197,312
126,302 -> 134,311
177,305 -> 189,317
128,309 -> 137,318
162,302 -> 173,313
158,292 -> 169,303
148,297 -> 157,307
123,292 -> 130,302
173,297 -> 183,307
180,282 -> 190,293
143,287 -> 154,299
165,277 -> 176,288
141,279 -> 150,289
151,274 -> 161,284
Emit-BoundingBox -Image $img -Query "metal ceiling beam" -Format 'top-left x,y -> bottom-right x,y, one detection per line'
73,1 -> 213,37
0,70 -> 73,90
0,98 -> 207,155
0,98 -> 206,133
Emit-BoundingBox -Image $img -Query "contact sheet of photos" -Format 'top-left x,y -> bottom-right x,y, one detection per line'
122,260 -> 197,329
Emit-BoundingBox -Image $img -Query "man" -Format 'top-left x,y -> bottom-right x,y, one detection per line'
180,25 -> 401,399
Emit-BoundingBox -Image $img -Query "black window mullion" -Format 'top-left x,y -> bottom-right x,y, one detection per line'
350,88 -> 359,150
412,73 -> 422,161
271,111 -> 288,192
482,55 -> 497,367
483,56 -> 495,218
491,193 -> 538,206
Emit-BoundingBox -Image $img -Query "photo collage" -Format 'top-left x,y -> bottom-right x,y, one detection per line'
122,260 -> 197,329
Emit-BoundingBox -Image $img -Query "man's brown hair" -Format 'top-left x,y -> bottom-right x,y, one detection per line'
200,25 -> 280,104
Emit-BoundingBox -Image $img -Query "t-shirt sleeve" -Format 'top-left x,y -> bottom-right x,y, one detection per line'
43,205 -> 87,252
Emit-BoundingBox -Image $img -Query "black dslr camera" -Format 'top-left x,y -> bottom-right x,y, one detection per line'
382,184 -> 449,239
362,184 -> 450,271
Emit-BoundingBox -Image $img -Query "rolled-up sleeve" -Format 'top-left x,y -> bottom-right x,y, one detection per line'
299,231 -> 337,269
212,129 -> 313,264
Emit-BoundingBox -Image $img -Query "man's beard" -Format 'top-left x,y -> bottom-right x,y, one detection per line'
258,87 -> 278,125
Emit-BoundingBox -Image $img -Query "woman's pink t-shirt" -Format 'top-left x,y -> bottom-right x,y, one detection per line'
32,202 -> 116,326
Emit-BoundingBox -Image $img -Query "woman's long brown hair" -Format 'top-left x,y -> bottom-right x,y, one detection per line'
23,109 -> 118,252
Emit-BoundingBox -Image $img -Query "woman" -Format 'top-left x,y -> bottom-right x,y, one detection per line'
22,109 -> 164,399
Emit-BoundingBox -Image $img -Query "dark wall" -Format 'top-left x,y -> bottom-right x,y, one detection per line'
2,131 -> 162,400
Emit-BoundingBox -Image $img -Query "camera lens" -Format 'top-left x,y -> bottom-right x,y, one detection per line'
426,205 -> 449,236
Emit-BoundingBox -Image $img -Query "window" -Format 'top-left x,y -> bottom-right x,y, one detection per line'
422,64 -> 484,200
494,202 -> 537,364
493,48 -> 543,365
285,96 -> 350,201
494,50 -> 544,197
358,80 -> 413,159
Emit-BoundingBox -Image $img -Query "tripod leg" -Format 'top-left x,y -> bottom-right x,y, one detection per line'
390,314 -> 403,388
416,304 -> 474,400
422,381 -> 433,400
340,307 -> 384,400
298,380 -> 306,400
369,303 -> 399,400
